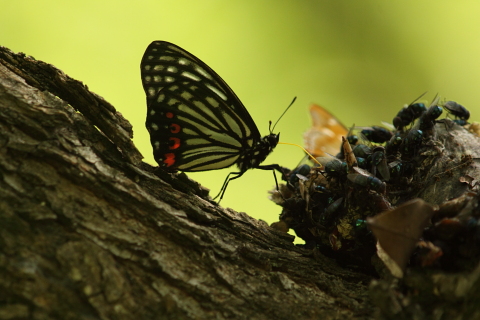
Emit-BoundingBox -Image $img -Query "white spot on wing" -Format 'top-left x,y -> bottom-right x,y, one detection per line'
182,71 -> 201,81
160,56 -> 175,62
167,97 -> 178,106
206,84 -> 227,101
180,91 -> 193,100
192,100 -> 206,109
180,154 -> 239,171
195,66 -> 212,80
156,93 -> 165,102
206,97 -> 219,108
167,66 -> 177,73
148,88 -> 156,98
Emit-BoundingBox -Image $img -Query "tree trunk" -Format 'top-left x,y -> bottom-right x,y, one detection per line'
0,45 -> 479,320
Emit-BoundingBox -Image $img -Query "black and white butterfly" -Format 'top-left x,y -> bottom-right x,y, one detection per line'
140,41 -> 285,201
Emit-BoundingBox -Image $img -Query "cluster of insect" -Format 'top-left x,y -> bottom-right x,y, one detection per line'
140,41 -> 479,275
271,95 -> 479,274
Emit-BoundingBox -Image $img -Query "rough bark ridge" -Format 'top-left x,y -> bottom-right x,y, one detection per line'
0,46 -> 479,320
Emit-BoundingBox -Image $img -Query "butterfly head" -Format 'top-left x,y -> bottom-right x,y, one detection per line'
264,132 -> 280,149
256,132 -> 279,163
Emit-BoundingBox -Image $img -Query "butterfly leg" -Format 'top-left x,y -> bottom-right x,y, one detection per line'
213,165 -> 287,203
257,164 -> 288,200
213,171 -> 246,203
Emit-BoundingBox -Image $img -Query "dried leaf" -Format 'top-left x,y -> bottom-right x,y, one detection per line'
367,199 -> 435,274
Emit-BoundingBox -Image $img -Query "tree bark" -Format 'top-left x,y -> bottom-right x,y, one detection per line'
0,45 -> 479,320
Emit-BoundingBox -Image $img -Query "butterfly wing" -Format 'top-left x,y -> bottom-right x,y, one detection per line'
303,104 -> 348,158
140,41 -> 262,171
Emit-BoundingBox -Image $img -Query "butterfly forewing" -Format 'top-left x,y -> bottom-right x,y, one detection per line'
140,41 -> 262,172
303,104 -> 348,158
141,41 -> 258,128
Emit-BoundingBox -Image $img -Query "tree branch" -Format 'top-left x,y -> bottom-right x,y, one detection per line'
0,46 -> 372,320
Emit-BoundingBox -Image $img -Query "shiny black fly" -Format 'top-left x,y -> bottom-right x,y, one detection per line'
444,101 -> 470,122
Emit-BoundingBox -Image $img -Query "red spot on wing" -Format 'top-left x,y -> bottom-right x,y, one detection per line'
166,112 -> 174,119
164,153 -> 176,167
169,137 -> 181,149
170,123 -> 181,133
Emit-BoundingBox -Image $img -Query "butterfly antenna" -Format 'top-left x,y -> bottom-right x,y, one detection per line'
270,97 -> 297,133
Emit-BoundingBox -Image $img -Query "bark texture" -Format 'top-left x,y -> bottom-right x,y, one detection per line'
0,46 -> 479,320
0,47 -> 372,320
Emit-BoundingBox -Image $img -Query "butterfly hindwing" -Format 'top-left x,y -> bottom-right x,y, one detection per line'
147,80 -> 255,171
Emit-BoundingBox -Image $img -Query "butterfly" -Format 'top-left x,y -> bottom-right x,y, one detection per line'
303,104 -> 348,158
140,41 -> 283,201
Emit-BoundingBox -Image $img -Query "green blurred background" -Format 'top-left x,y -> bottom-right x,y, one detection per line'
3,1 -> 479,242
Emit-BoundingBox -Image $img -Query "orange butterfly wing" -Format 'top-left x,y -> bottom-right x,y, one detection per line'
303,104 -> 348,158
